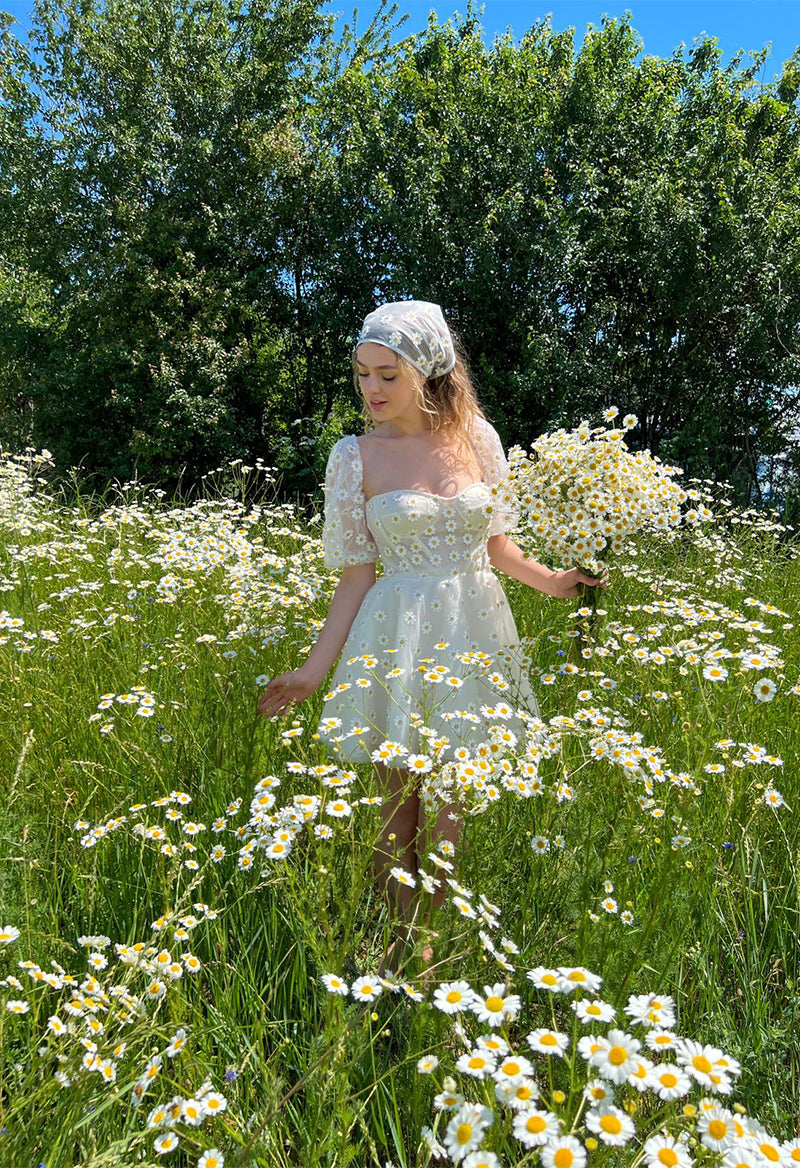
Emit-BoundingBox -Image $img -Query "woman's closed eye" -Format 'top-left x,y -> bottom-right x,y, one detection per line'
357,372 -> 395,381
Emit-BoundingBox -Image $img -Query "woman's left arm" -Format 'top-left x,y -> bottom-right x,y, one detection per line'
487,534 -> 608,599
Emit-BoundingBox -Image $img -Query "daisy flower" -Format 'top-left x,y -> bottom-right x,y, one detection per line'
433,981 -> 475,1015
590,1029 -> 642,1083
583,1079 -> 614,1105
624,992 -> 676,1029
476,1034 -> 509,1057
571,998 -> 615,1024
472,985 -> 521,1027
495,1074 -> 539,1109
585,1103 -> 635,1146
321,973 -> 348,996
462,1153 -> 500,1168
494,1054 -> 535,1081
202,1093 -> 227,1116
154,1132 -> 180,1154
198,1152 -> 225,1168
721,1153 -> 768,1168
526,966 -> 562,992
540,1135 -> 587,1168
648,1063 -> 692,1101
645,1030 -> 679,1054
417,1054 -> 439,1074
350,976 -> 382,1002
434,1089 -> 465,1111
642,1133 -> 693,1168
512,1108 -> 561,1148
325,799 -> 352,818
697,1107 -> 738,1152
443,1102 -> 493,1164
675,1039 -> 728,1089
746,1129 -> 787,1165
557,966 -> 603,994
456,1049 -> 497,1080
526,1028 -> 570,1057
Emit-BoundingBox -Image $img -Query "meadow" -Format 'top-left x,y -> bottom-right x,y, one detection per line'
0,444 -> 798,1167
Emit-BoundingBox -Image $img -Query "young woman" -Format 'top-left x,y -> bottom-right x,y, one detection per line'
258,300 -> 607,973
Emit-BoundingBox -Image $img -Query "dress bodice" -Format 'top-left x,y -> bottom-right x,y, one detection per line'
364,478 -> 495,577
320,417 -> 519,576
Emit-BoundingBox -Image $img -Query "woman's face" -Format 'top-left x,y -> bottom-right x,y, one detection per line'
356,343 -> 421,423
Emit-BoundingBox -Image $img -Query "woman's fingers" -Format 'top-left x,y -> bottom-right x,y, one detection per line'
258,677 -> 299,718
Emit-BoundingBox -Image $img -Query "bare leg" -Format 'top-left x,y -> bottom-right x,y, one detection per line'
374,761 -> 419,975
416,787 -> 463,963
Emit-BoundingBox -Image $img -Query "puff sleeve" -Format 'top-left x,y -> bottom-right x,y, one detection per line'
321,436 -> 380,570
469,416 -> 520,537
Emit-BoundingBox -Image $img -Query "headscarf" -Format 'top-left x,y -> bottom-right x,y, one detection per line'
354,299 -> 456,379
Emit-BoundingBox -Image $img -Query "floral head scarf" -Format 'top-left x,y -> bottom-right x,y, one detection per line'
355,299 -> 456,379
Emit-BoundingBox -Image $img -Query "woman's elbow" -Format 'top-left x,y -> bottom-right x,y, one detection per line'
338,562 -> 377,591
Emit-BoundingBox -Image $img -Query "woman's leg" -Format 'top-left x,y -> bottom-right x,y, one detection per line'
417,792 -> 463,911
374,761 -> 419,974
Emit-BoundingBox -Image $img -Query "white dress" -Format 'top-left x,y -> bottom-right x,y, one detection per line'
316,415 -> 541,763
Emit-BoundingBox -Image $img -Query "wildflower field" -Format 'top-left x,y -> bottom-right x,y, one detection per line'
0,442 -> 798,1167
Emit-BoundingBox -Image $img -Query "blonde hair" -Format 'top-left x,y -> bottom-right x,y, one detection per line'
353,324 -> 487,442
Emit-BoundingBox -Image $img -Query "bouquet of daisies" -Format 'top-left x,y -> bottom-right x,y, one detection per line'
490,407 -> 709,644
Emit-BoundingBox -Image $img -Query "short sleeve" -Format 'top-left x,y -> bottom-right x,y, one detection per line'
321,436 -> 380,570
469,416 -> 520,537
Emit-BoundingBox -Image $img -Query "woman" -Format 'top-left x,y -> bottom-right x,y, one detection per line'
259,300 -> 607,973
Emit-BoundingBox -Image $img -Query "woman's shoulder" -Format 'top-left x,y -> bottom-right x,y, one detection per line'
466,413 -> 501,443
328,434 -> 360,457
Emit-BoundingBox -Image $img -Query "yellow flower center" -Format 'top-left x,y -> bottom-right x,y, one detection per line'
658,1150 -> 678,1166
554,1150 -> 574,1168
760,1145 -> 780,1162
456,1123 -> 473,1145
600,1115 -> 622,1134
708,1120 -> 727,1140
568,971 -> 586,981
527,1115 -> 546,1133
485,996 -> 504,1012
360,986 -> 372,995
540,1033 -> 558,1046
655,1035 -> 672,1044
517,1086 -> 533,1100
660,1073 -> 678,1088
542,974 -> 558,985
587,1004 -> 602,1015
446,991 -> 462,1004
504,1062 -> 521,1076
468,1057 -> 485,1069
608,1045 -> 628,1065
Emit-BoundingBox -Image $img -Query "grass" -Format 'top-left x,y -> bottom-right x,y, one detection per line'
0,449 -> 798,1166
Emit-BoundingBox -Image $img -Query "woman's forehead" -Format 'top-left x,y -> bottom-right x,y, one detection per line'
356,341 -> 398,367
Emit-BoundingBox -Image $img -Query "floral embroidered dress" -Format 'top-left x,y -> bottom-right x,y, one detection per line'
316,415 -> 541,763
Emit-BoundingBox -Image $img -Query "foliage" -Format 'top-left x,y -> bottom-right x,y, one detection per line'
1,1 -> 799,505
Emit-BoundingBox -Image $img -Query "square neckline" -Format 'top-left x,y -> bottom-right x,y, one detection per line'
352,433 -> 486,507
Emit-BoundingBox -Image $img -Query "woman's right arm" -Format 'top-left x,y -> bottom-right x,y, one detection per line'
257,562 -> 377,718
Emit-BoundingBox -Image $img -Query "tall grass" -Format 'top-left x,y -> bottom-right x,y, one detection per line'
0,450 -> 798,1165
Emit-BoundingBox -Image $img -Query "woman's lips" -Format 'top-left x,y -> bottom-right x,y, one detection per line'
370,400 -> 386,408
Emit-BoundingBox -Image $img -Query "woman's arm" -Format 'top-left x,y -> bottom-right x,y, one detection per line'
301,563 -> 377,684
487,534 -> 607,599
258,562 -> 377,718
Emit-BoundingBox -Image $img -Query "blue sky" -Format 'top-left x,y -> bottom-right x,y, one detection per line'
2,1 -> 798,84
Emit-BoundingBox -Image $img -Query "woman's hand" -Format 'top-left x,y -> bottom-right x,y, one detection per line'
547,566 -> 609,599
258,666 -> 321,719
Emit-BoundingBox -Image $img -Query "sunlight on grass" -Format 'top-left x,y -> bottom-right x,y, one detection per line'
0,446 -> 797,1166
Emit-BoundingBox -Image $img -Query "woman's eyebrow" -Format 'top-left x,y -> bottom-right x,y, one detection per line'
356,362 -> 397,370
